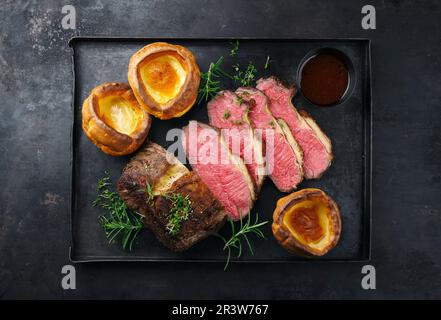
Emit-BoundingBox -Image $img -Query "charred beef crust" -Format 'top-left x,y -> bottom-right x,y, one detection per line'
117,141 -> 174,211
117,142 -> 227,252
144,172 -> 226,251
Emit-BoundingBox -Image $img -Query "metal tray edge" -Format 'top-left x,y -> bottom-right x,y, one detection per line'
68,37 -> 373,264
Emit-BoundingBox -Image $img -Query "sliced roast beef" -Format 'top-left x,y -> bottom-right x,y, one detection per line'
236,87 -> 304,192
256,77 -> 332,179
207,90 -> 265,191
117,141 -> 227,252
183,121 -> 255,220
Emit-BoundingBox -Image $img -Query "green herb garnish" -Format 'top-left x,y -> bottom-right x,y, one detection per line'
233,120 -> 243,125
233,62 -> 258,87
223,109 -> 231,119
165,192 -> 193,236
93,172 -> 143,251
144,181 -> 154,205
264,55 -> 274,70
197,56 -> 232,104
230,40 -> 240,57
218,212 -> 268,270
237,95 -> 244,105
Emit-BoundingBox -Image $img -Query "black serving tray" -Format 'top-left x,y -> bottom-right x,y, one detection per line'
69,37 -> 371,263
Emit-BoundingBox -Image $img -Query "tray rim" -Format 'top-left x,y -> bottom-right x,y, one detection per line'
68,37 -> 372,264
68,36 -> 371,46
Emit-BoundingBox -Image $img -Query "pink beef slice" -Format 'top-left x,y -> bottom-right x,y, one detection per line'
182,121 -> 255,220
256,77 -> 333,179
207,90 -> 265,191
236,87 -> 303,192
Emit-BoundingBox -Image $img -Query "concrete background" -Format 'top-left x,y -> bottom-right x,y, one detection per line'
0,0 -> 440,299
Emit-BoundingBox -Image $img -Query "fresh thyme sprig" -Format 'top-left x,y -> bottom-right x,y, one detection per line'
217,212 -> 268,270
232,62 -> 258,87
93,172 -> 144,251
144,178 -> 192,236
165,192 -> 193,236
230,40 -> 240,57
197,56 -> 232,104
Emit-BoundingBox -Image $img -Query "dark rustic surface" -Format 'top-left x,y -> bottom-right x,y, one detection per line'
0,0 -> 440,299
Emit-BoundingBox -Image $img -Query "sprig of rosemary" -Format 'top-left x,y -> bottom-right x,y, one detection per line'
232,62 -> 258,87
93,172 -> 144,251
230,40 -> 240,57
217,212 -> 268,270
165,192 -> 193,236
197,56 -> 232,104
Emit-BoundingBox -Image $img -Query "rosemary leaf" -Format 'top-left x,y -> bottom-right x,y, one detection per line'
264,55 -> 275,70
144,181 -> 154,205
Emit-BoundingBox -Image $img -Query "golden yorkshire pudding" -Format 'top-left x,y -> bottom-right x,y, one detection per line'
272,188 -> 341,256
82,82 -> 151,156
128,42 -> 200,120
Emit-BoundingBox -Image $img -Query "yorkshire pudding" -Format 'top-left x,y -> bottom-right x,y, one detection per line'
82,82 -> 151,156
272,188 -> 341,256
128,42 -> 200,120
